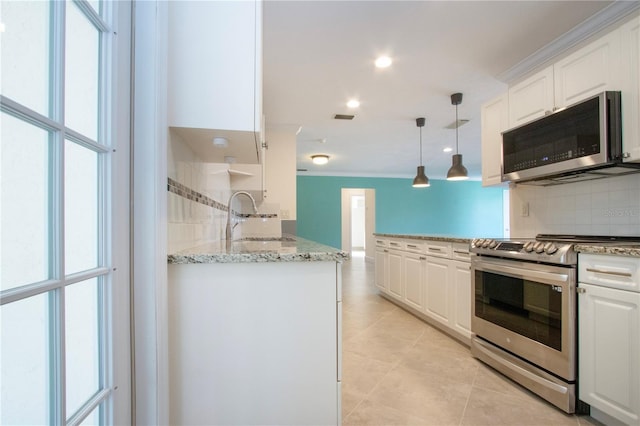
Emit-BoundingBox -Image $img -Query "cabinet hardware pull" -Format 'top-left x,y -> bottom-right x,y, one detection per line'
407,244 -> 418,248
576,288 -> 586,294
429,248 -> 442,252
454,250 -> 468,255
384,249 -> 389,253
585,268 -> 632,278
419,256 -> 426,260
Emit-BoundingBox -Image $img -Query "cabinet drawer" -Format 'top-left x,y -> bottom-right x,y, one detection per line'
579,253 -> 640,292
452,242 -> 471,261
375,238 -> 389,248
426,241 -> 451,258
387,240 -> 405,250
404,240 -> 426,254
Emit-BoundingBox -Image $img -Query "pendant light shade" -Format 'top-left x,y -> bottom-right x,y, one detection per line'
412,117 -> 430,188
446,93 -> 469,181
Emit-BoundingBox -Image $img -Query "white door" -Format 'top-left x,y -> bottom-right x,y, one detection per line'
0,1 -> 131,424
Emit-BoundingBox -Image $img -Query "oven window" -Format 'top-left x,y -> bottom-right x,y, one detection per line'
475,270 -> 562,351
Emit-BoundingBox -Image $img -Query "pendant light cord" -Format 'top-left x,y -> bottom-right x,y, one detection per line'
455,103 -> 459,155
419,126 -> 423,166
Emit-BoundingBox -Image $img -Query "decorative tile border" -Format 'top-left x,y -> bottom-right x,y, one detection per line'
168,177 -> 227,211
167,177 -> 278,218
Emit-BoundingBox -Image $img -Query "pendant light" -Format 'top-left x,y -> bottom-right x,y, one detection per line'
412,117 -> 430,188
446,92 -> 469,181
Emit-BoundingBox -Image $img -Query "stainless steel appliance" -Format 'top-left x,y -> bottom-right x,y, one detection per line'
470,234 -> 640,414
501,91 -> 640,185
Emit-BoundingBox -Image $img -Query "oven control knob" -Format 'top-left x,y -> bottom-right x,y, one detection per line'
473,238 -> 484,248
544,242 -> 558,255
534,242 -> 545,253
482,239 -> 492,248
488,240 -> 498,249
524,242 -> 535,252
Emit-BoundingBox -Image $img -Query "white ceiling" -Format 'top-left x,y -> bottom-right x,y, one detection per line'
263,0 -> 627,180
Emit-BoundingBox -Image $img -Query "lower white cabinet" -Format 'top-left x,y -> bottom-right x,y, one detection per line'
578,253 -> 640,425
425,256 -> 451,326
374,247 -> 388,292
388,249 -> 404,299
374,237 -> 472,342
404,252 -> 426,311
451,260 -> 472,339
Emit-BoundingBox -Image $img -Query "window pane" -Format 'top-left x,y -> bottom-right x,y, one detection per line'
79,405 -> 101,425
65,1 -> 100,140
1,293 -> 51,425
65,140 -> 99,275
87,0 -> 101,17
65,278 -> 101,418
0,1 -> 51,116
0,113 -> 51,290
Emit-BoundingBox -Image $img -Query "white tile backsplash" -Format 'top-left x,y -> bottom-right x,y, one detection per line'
510,174 -> 640,237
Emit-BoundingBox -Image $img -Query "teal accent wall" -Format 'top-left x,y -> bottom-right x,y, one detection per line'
297,176 -> 504,249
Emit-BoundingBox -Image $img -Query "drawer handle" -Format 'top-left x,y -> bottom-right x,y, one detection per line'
454,250 -> 469,255
429,248 -> 443,252
419,256 -> 426,260
384,249 -> 389,253
586,268 -> 632,278
407,244 -> 418,248
390,243 -> 400,246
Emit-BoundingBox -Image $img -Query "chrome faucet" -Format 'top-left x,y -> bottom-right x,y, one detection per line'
225,191 -> 258,242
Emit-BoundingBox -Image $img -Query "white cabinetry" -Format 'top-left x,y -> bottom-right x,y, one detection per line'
388,247 -> 404,300
168,1 -> 262,133
508,29 -> 621,129
578,253 -> 640,426
374,237 -> 472,342
620,16 -> 640,162
480,93 -> 509,186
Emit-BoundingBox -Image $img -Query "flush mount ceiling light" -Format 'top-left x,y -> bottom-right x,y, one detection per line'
311,154 -> 329,165
446,92 -> 469,181
212,137 -> 228,148
346,99 -> 360,108
375,56 -> 392,68
412,117 -> 430,188
443,147 -> 453,153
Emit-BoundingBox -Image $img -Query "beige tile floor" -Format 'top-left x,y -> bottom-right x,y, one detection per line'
341,252 -> 602,426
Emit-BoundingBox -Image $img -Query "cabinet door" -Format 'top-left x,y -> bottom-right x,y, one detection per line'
508,66 -> 554,128
450,260 -> 471,339
168,1 -> 262,132
621,16 -> 640,163
388,250 -> 404,300
554,29 -> 622,109
404,253 -> 425,311
481,93 -> 508,186
579,283 -> 640,425
374,248 -> 389,293
425,257 -> 450,326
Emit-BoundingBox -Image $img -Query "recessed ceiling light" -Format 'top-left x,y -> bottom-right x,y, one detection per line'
375,56 -> 392,68
311,154 -> 329,165
347,99 -> 360,108
212,137 -> 228,148
443,147 -> 453,153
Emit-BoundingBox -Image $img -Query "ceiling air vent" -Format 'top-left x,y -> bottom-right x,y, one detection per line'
334,114 -> 355,120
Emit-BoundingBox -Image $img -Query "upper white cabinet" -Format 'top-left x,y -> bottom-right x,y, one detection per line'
620,16 -> 640,162
508,29 -> 621,130
168,1 -> 262,134
480,93 -> 509,186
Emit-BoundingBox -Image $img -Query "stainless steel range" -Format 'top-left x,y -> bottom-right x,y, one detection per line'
469,234 -> 587,413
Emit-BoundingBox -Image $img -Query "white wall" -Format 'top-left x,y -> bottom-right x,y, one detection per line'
351,195 -> 365,248
509,174 -> 640,237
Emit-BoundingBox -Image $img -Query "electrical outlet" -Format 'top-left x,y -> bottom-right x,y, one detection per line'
281,209 -> 290,219
521,202 -> 530,217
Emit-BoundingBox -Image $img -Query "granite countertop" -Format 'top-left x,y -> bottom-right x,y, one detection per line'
573,243 -> 640,258
374,233 -> 472,244
168,235 -> 350,264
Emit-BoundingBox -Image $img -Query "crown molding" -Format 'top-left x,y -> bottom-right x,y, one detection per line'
499,1 -> 640,84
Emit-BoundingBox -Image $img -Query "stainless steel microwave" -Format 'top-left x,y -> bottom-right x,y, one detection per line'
501,91 -> 640,185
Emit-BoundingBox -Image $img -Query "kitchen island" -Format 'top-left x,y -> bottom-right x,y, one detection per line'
167,236 -> 348,425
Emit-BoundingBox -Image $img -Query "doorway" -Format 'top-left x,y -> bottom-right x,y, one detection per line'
341,188 -> 376,262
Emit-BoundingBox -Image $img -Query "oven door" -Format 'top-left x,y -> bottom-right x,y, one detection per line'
471,255 -> 576,381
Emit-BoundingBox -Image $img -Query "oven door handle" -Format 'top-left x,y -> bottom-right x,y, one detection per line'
473,261 -> 570,284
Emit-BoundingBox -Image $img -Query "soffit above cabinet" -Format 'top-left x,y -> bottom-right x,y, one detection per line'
170,127 -> 261,164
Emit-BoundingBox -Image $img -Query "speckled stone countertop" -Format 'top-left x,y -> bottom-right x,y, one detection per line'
374,233 -> 472,244
168,235 -> 350,264
574,243 -> 640,258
